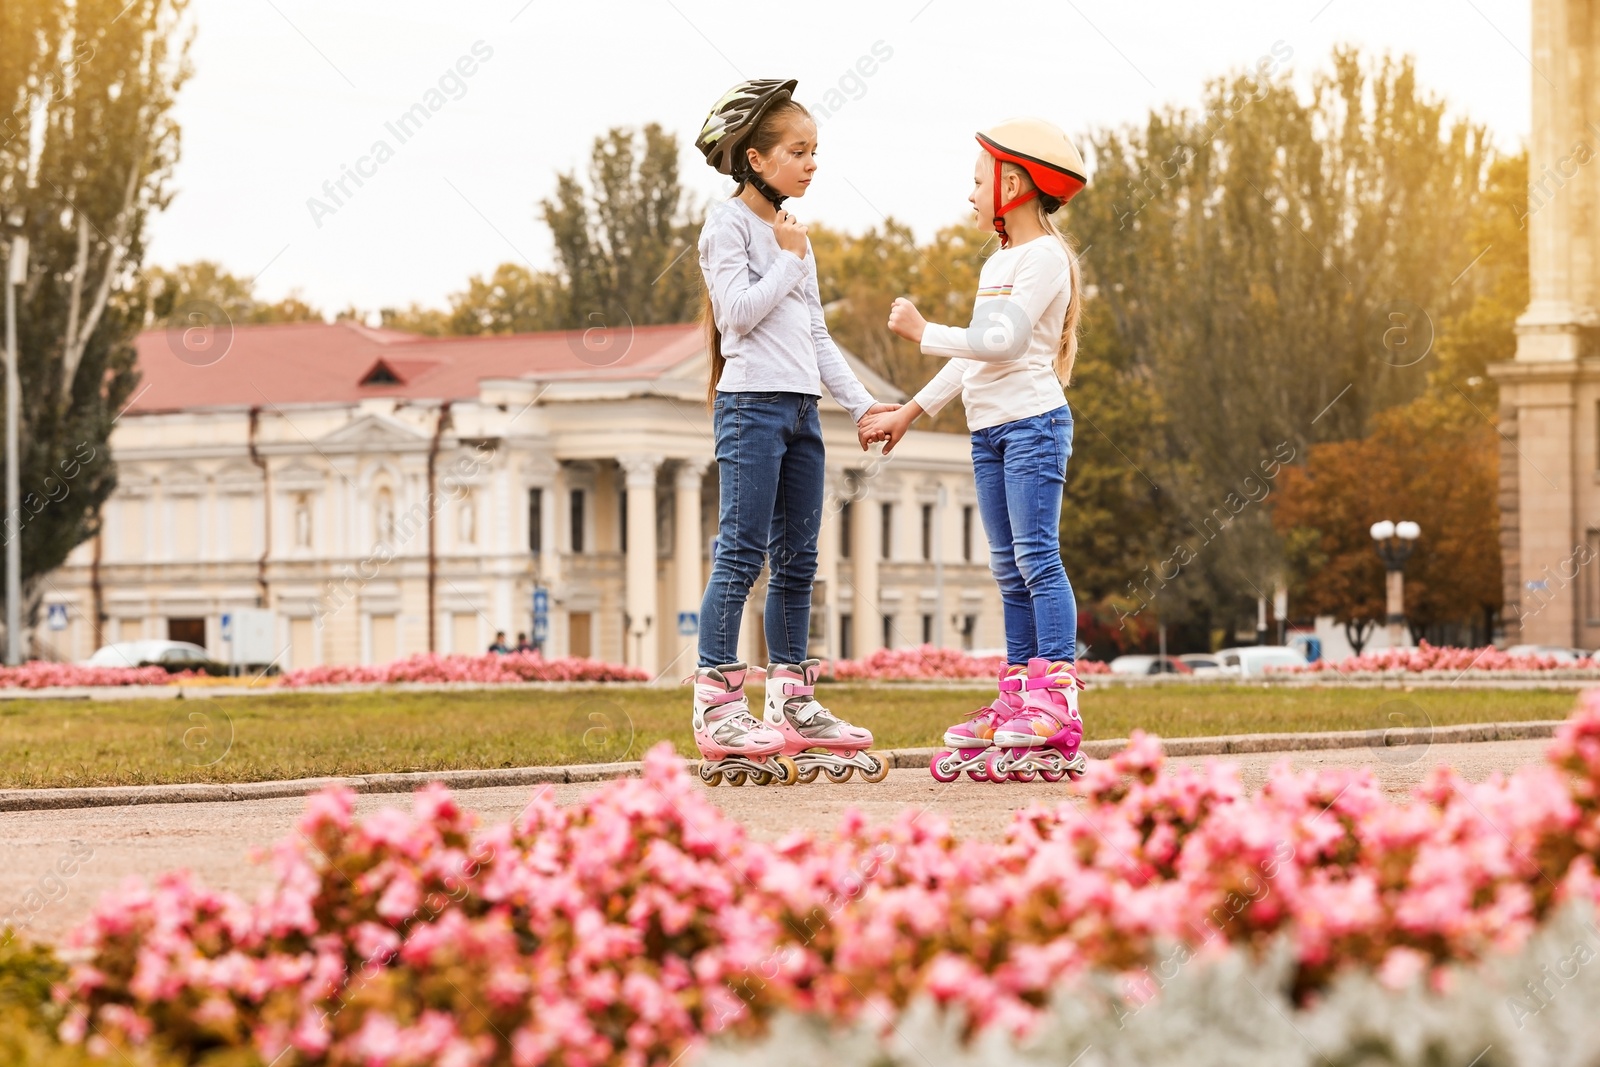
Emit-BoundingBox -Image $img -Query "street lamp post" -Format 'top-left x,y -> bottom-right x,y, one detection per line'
1370,520 -> 1421,650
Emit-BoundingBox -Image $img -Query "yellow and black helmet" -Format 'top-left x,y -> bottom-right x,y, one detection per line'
696,78 -> 800,178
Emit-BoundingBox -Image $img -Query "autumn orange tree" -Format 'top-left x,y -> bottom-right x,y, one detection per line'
1272,393 -> 1501,651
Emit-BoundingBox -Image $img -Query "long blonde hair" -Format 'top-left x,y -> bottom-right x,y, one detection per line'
704,98 -> 814,409
1000,161 -> 1083,386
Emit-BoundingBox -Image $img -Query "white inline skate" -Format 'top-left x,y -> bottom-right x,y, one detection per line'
929,663 -> 1028,782
691,662 -> 797,787
763,659 -> 889,784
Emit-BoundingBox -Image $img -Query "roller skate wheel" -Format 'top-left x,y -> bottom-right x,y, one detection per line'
1010,765 -> 1037,783
967,763 -> 990,782
857,751 -> 890,784
725,770 -> 748,787
795,762 -> 821,784
748,768 -> 772,786
698,762 -> 723,787
929,749 -> 961,783
823,762 -> 854,783
1038,765 -> 1067,783
983,749 -> 1009,782
771,755 -> 800,786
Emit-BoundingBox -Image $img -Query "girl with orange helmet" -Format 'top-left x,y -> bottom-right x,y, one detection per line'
862,118 -> 1089,784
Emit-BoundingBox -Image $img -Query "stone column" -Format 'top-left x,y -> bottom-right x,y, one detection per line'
673,459 -> 710,676
617,454 -> 661,675
849,476 -> 880,658
1492,0 -> 1597,646
816,471 -> 843,661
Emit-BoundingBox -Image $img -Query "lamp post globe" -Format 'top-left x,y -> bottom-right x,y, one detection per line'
1371,518 -> 1420,651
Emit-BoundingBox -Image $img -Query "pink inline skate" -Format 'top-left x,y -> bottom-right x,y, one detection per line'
692,662 -> 797,787
763,659 -> 889,784
984,658 -> 1088,782
929,663 -> 1029,782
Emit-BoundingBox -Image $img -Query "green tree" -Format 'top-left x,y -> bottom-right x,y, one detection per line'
444,263 -> 564,336
0,0 -> 190,647
144,260 -> 323,325
1071,47 -> 1503,634
1429,151 -> 1529,407
540,123 -> 704,332
1272,392 -> 1501,649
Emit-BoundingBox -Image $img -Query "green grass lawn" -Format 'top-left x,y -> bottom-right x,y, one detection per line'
0,684 -> 1580,789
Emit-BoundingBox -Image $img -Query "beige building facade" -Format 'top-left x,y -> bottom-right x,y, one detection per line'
38,322 -> 1002,674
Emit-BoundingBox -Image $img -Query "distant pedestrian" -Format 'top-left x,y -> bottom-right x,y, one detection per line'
514,632 -> 534,653
488,631 -> 511,655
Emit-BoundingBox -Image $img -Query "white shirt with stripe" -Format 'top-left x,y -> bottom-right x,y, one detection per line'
912,235 -> 1072,431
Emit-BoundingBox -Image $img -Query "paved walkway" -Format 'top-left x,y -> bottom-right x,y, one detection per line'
0,738 -> 1552,946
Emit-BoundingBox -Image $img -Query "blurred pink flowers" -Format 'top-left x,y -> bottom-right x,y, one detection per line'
829,646 -> 1112,680
277,651 -> 649,687
58,691 -> 1600,1066
1283,640 -> 1599,674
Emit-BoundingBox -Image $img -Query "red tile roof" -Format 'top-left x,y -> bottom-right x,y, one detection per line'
127,320 -> 704,414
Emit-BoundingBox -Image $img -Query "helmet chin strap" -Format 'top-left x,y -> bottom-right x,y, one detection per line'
741,168 -> 788,209
991,157 -> 1039,248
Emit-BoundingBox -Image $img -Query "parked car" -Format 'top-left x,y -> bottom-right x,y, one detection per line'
1287,634 -> 1323,663
84,640 -> 223,673
1215,645 -> 1309,678
1505,644 -> 1588,663
1178,653 -> 1223,677
1108,654 -> 1191,676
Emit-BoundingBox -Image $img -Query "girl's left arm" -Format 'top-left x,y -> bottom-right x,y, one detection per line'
805,252 -> 879,422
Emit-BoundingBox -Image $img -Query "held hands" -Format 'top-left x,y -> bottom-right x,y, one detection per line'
857,403 -> 901,451
858,404 -> 915,455
773,209 -> 808,260
887,297 -> 927,344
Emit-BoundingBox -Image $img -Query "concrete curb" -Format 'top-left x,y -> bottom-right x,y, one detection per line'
0,720 -> 1565,814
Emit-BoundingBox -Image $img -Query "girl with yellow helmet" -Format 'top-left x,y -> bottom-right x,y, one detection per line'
863,118 -> 1089,784
687,79 -> 900,788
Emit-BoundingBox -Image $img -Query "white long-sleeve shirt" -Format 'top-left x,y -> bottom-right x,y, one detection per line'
698,197 -> 878,422
911,235 -> 1072,431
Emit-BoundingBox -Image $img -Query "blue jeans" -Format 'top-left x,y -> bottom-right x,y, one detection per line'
699,391 -> 824,667
971,404 -> 1077,664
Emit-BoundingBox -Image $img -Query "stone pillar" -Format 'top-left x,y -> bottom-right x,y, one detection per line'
1492,0 -> 1598,646
816,471 -> 842,661
617,454 -> 661,675
849,477 -> 879,658
673,459 -> 710,676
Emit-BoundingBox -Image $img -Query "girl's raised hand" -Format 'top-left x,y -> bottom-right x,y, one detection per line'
773,209 -> 809,259
887,297 -> 927,343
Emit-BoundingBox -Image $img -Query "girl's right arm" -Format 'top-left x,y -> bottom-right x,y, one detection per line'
700,217 -> 809,337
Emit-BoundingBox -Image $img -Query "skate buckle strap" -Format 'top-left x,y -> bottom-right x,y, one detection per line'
781,681 -> 815,697
1022,671 -> 1074,691
997,675 -> 1024,692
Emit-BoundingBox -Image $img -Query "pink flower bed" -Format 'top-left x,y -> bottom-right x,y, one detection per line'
277,651 -> 649,688
829,645 -> 1112,680
58,693 -> 1600,1065
0,662 -> 181,688
1284,640 -> 1600,674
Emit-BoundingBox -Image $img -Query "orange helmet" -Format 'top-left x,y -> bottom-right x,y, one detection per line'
976,118 -> 1087,246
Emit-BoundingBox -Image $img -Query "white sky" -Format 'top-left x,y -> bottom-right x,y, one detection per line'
146,0 -> 1532,313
